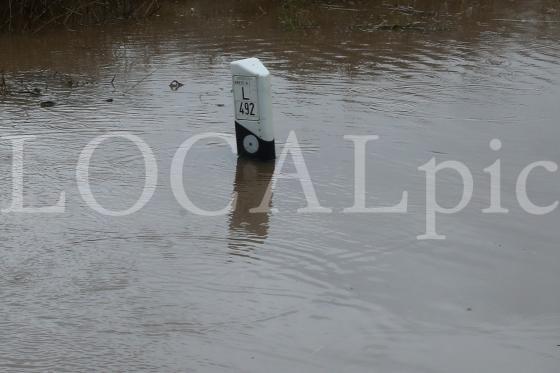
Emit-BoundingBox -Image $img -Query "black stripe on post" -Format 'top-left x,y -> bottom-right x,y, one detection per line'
235,121 -> 276,161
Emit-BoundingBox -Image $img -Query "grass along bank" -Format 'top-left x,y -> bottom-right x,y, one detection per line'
1,0 -> 160,33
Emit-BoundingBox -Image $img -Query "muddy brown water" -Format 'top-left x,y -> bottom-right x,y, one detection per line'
1,1 -> 560,371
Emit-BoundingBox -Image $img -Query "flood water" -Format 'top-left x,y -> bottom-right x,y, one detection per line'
1,1 -> 560,371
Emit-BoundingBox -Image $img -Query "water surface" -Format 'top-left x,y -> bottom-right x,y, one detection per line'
1,1 -> 559,371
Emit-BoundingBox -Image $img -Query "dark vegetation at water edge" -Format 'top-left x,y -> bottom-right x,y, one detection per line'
3,0 -> 560,34
0,0 -> 160,33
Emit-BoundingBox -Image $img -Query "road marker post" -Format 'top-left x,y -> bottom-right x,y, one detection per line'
231,58 -> 275,160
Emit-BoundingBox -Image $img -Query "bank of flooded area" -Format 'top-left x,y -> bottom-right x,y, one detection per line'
1,1 -> 560,371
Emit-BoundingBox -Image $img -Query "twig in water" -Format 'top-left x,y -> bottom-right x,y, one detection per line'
0,71 -> 8,96
143,0 -> 160,18
492,18 -> 560,23
124,69 -> 158,94
33,0 -> 100,33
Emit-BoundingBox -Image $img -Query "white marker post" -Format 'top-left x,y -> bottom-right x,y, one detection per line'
231,58 -> 275,160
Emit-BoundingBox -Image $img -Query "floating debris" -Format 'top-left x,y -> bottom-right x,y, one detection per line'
169,80 -> 184,90
40,101 -> 56,108
29,88 -> 42,97
105,98 -> 114,102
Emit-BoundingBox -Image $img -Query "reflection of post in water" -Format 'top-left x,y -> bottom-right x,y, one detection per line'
228,158 -> 275,252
